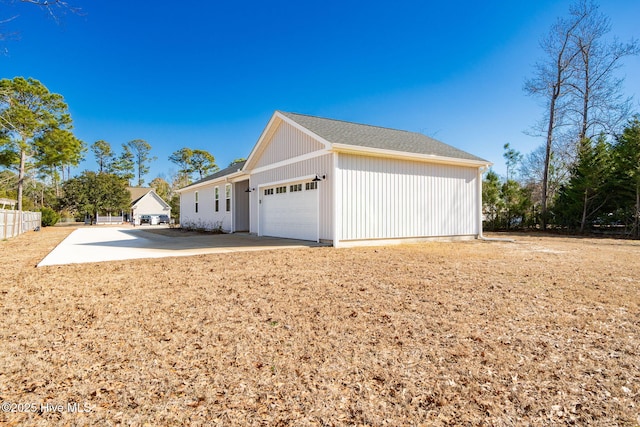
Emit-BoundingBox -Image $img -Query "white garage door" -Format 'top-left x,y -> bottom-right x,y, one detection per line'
260,181 -> 318,241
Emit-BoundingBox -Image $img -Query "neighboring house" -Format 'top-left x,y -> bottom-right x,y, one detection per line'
128,187 -> 171,223
177,111 -> 492,247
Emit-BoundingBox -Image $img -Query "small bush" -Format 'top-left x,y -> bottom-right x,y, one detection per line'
40,206 -> 61,227
181,219 -> 225,234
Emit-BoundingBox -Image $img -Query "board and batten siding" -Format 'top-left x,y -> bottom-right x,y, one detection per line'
180,183 -> 233,231
337,154 -> 480,241
254,120 -> 326,169
250,154 -> 334,241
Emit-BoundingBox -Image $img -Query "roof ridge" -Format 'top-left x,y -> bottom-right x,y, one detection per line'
280,111 -> 436,140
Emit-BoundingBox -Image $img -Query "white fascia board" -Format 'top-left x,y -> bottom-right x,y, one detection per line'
331,143 -> 493,168
244,111 -> 334,171
244,113 -> 281,170
276,112 -> 333,150
249,149 -> 330,175
175,171 -> 249,193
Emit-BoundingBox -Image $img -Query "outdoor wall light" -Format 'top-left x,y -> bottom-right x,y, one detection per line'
312,174 -> 326,182
245,187 -> 256,193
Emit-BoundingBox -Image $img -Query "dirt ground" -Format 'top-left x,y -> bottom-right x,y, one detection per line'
1,226 -> 639,426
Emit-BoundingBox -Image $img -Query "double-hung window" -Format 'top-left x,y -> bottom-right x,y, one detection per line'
225,184 -> 231,212
215,187 -> 219,212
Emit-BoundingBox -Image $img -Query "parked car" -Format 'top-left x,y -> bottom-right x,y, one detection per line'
158,214 -> 170,224
140,215 -> 151,224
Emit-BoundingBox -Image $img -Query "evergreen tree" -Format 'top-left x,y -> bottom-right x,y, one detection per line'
612,118 -> 640,237
554,135 -> 612,232
60,171 -> 130,224
110,143 -> 135,185
0,77 -> 80,221
127,139 -> 156,186
91,140 -> 113,173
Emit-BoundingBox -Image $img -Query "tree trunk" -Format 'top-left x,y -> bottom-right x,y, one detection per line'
17,148 -> 26,233
634,182 -> 640,238
580,189 -> 588,233
580,46 -> 590,142
542,86 -> 559,230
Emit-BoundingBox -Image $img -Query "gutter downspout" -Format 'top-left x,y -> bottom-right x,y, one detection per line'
477,166 -> 515,243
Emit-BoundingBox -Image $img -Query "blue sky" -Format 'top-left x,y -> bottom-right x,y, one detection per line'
2,0 -> 639,182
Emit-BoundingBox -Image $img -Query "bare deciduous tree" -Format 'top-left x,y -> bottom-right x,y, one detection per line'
1,0 -> 81,47
524,6 -> 586,228
569,1 -> 640,141
524,0 -> 638,229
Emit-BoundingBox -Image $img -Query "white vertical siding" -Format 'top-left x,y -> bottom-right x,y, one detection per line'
338,154 -> 479,241
249,154 -> 334,241
132,193 -> 170,216
179,183 -> 233,231
254,121 -> 326,168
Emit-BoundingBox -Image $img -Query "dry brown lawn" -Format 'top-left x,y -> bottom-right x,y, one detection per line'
1,226 -> 639,426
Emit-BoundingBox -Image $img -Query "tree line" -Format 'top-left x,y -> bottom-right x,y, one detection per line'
484,118 -> 640,237
483,0 -> 639,238
0,76 -> 230,225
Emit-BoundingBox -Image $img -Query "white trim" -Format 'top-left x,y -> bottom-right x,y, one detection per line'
316,179 -> 320,243
245,114 -> 281,170
257,174 -> 318,239
277,112 -> 333,150
245,111 -> 333,171
331,143 -> 492,168
257,175 -> 317,190
175,171 -> 249,193
332,152 -> 341,246
250,149 -> 330,175
334,235 -> 477,248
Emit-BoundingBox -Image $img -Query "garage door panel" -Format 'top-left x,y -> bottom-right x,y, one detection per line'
261,182 -> 318,241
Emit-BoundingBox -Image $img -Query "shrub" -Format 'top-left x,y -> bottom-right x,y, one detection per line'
40,206 -> 61,227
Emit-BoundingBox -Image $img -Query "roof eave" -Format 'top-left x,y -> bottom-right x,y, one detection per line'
176,171 -> 248,193
331,143 -> 492,168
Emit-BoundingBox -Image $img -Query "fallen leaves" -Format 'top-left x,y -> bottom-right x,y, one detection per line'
0,228 -> 639,425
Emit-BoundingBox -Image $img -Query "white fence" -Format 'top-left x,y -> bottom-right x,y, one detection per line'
0,209 -> 42,240
96,214 -> 124,224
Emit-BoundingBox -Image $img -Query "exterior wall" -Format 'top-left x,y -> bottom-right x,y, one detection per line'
180,183 -> 233,231
254,120 -> 326,168
249,153 -> 334,241
336,154 -> 480,241
132,193 -> 171,217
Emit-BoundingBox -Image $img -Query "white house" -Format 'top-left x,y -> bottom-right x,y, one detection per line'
177,111 -> 491,247
128,187 -> 172,223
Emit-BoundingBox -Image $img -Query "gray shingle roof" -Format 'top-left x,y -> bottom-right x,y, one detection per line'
279,111 -> 488,163
180,160 -> 247,190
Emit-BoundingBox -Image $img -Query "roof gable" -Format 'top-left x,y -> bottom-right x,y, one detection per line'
253,119 -> 327,168
128,187 -> 171,208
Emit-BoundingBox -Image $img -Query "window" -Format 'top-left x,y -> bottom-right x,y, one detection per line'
306,181 -> 318,190
275,186 -> 287,194
215,187 -> 219,212
264,188 -> 274,195
290,183 -> 302,192
225,184 -> 231,212
195,191 -> 199,213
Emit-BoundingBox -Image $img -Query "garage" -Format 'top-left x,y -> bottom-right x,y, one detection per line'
260,180 -> 319,241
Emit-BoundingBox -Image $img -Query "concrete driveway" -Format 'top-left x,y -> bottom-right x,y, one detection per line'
37,226 -> 325,267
